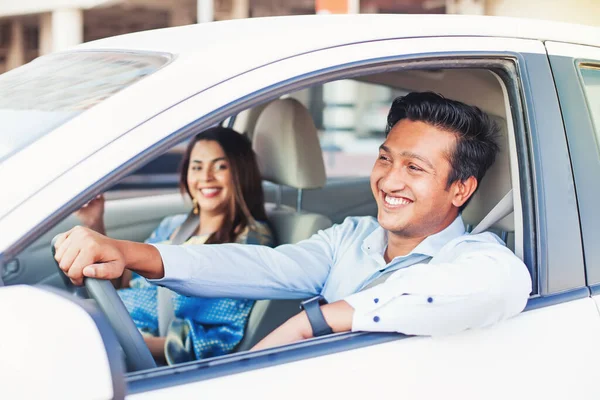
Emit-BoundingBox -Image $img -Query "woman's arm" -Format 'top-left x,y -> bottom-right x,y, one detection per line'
144,336 -> 167,364
74,195 -> 106,235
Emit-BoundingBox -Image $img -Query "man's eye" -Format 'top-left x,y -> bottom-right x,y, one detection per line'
408,165 -> 423,172
378,155 -> 390,162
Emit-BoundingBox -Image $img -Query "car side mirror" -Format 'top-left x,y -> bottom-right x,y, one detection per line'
0,285 -> 125,400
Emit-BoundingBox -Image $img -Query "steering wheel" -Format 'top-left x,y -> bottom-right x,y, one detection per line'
51,236 -> 156,372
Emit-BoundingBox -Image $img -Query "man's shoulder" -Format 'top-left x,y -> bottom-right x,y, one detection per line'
451,231 -> 506,246
436,230 -> 515,259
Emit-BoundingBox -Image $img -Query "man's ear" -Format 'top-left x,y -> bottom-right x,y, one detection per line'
451,176 -> 478,208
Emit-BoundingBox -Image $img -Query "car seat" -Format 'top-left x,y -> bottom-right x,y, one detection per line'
235,98 -> 333,351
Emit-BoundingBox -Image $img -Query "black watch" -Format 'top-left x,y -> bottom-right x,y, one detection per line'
299,295 -> 333,337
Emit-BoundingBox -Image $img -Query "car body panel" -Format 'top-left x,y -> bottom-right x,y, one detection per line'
127,297 -> 600,399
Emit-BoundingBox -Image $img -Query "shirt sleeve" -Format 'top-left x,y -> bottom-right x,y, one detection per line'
343,240 -> 532,336
149,220 -> 349,300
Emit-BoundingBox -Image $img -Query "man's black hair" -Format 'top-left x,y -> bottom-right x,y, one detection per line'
385,91 -> 500,211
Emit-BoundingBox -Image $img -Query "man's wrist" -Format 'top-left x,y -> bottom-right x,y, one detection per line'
297,300 -> 355,339
116,240 -> 165,280
321,301 -> 354,333
300,296 -> 333,337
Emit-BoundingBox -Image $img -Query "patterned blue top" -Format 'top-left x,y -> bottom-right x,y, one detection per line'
118,214 -> 274,364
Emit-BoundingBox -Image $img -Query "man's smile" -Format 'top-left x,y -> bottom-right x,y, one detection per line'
380,190 -> 414,209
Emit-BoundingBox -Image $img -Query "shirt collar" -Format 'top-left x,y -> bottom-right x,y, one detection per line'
361,215 -> 466,260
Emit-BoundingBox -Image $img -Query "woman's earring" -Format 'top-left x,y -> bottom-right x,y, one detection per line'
192,198 -> 199,215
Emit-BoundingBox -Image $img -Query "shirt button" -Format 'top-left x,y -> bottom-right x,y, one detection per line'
427,297 -> 433,303
373,316 -> 380,323
374,298 -> 379,304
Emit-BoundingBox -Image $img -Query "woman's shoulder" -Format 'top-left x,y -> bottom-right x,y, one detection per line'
237,220 -> 275,246
145,213 -> 189,244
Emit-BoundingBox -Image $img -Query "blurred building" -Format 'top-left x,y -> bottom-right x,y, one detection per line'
0,0 -> 599,73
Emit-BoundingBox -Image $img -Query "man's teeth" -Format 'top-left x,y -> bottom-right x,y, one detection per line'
385,195 -> 411,205
201,188 -> 220,195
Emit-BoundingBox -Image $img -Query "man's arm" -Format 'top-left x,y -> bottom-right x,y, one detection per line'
251,300 -> 355,351
251,238 -> 532,349
54,226 -> 165,286
344,239 -> 532,336
54,220 -> 341,298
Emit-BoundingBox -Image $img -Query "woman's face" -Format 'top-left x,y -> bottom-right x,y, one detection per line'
186,140 -> 234,216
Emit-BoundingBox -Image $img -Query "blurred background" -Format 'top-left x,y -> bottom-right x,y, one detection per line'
1,0 -> 599,74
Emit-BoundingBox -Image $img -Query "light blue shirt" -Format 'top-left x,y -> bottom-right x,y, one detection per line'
153,215 -> 532,336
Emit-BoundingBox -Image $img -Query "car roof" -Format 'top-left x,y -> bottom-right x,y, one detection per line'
74,14 -> 600,58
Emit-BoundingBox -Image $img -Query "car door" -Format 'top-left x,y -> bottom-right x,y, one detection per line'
107,36 -> 600,398
546,42 -> 600,316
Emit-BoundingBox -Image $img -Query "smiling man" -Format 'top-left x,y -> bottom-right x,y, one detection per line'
54,92 -> 532,350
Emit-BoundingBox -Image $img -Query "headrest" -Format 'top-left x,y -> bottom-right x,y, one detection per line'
252,98 -> 326,189
461,117 -> 514,233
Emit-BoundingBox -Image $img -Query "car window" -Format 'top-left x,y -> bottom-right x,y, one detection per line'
290,80 -> 407,178
0,52 -> 169,162
579,64 -> 600,140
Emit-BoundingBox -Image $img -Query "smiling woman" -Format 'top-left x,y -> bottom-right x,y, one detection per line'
74,127 -> 275,365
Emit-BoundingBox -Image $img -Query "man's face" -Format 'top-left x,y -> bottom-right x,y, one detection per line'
370,119 -> 464,238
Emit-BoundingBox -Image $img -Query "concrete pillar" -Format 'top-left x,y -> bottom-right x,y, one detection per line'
230,0 -> 249,19
6,19 -> 25,70
348,0 -> 360,13
39,13 -> 53,56
446,0 -> 486,15
39,8 -> 83,55
197,0 -> 214,23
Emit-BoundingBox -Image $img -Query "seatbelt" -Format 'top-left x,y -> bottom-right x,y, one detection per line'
157,212 -> 200,337
360,256 -> 432,292
471,189 -> 514,235
357,190 -> 514,293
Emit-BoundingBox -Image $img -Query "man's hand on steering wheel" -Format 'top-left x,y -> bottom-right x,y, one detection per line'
52,227 -> 157,371
54,226 -> 126,286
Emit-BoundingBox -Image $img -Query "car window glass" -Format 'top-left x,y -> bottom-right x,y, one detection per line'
290,80 -> 407,178
0,52 -> 169,162
579,64 -> 600,141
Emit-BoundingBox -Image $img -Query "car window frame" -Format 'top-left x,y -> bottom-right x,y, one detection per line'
120,54 -> 551,392
546,42 -> 600,291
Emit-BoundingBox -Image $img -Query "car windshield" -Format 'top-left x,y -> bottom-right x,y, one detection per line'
0,51 -> 169,163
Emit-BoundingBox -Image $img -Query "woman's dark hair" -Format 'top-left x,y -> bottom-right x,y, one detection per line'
179,127 -> 268,244
385,92 -> 500,210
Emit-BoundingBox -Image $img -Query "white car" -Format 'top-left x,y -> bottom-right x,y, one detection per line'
1,14 -> 600,400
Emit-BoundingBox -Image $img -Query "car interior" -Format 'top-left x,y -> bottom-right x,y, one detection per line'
6,65 -> 526,368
